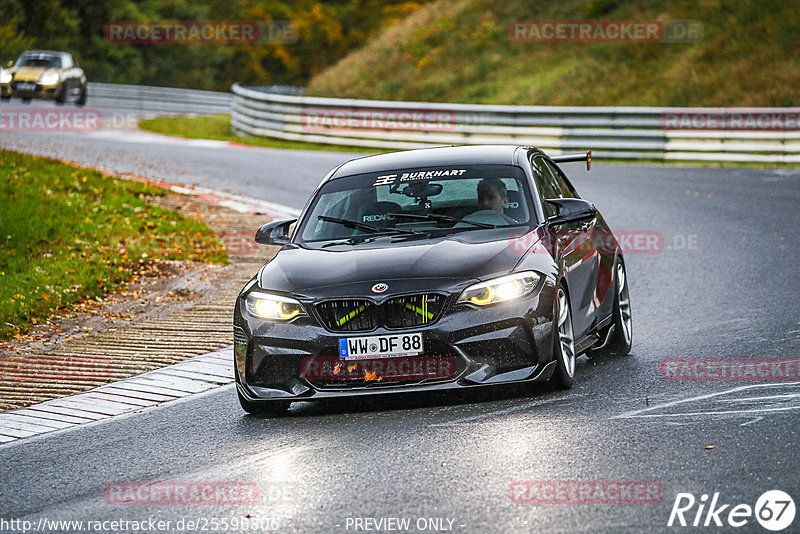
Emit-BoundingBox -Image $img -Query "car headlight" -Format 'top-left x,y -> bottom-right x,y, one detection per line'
245,292 -> 306,320
457,271 -> 540,306
39,70 -> 60,85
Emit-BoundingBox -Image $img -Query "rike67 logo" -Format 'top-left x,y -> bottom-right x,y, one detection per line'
668,490 -> 795,531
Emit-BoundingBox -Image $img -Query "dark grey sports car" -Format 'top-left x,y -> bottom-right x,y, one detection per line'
234,145 -> 632,414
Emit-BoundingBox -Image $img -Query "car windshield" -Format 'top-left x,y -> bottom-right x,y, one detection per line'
16,56 -> 62,68
297,164 -> 535,244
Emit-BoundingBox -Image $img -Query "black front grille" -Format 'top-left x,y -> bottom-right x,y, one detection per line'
315,299 -> 378,332
314,293 -> 446,333
383,294 -> 446,329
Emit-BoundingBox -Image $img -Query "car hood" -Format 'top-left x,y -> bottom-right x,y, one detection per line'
258,231 -> 540,298
11,67 -> 47,82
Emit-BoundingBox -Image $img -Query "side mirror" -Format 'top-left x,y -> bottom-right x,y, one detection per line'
545,198 -> 596,225
255,218 -> 296,246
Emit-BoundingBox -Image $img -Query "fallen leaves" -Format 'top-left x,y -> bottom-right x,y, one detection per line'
364,370 -> 382,382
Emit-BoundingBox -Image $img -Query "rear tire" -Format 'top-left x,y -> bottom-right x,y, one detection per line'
607,260 -> 633,355
237,388 -> 290,415
549,286 -> 576,389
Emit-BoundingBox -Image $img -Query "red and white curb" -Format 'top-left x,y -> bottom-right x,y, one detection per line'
0,347 -> 234,445
115,173 -> 300,221
76,129 -> 303,220
85,129 -> 271,151
169,184 -> 300,220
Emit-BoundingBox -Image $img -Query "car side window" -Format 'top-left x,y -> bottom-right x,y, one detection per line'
545,160 -> 578,198
531,157 -> 563,218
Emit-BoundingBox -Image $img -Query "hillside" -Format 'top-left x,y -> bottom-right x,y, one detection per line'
307,0 -> 800,106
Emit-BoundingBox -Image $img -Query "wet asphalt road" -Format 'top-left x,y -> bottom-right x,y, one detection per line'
1,123 -> 800,533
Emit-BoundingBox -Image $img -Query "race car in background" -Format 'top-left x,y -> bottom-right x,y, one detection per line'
234,145 -> 633,414
0,50 -> 87,106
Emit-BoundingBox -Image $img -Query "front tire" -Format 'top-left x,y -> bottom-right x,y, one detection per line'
76,85 -> 87,106
549,286 -> 576,389
55,84 -> 68,105
237,387 -> 290,415
607,260 -> 633,354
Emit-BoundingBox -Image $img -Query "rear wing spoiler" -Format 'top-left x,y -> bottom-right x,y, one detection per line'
551,151 -> 592,171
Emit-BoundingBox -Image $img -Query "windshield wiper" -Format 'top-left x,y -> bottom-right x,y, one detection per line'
317,216 -> 421,247
317,215 -> 418,235
320,232 -> 408,248
388,212 -> 498,229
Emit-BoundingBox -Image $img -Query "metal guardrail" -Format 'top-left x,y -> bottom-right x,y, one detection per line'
242,85 -> 306,97
89,82 -> 231,115
230,83 -> 800,163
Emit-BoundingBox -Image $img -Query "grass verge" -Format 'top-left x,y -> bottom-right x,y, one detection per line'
0,149 -> 226,339
139,114 -> 375,153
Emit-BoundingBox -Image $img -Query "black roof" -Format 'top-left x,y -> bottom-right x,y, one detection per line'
330,145 -> 538,180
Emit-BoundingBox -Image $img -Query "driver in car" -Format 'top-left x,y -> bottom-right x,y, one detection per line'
477,178 -> 509,212
466,178 -> 517,224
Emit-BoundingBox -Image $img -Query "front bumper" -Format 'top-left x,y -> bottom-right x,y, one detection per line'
1,81 -> 63,99
234,279 -> 557,402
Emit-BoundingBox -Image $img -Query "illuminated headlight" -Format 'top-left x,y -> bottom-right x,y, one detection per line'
458,271 -> 540,306
39,70 -> 60,85
0,70 -> 11,84
245,292 -> 306,320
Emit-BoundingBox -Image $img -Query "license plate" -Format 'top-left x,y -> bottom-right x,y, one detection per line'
339,333 -> 423,360
15,82 -> 36,91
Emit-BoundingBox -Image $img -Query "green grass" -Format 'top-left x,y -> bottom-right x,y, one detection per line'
307,0 -> 800,107
139,115 -> 375,153
0,150 -> 226,339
